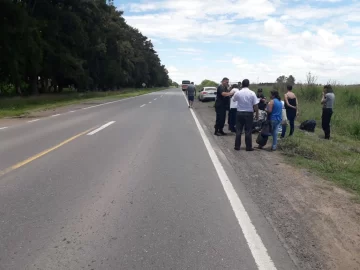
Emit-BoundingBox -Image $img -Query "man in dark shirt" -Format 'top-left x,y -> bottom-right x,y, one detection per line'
257,88 -> 267,110
186,82 -> 196,108
214,77 -> 233,136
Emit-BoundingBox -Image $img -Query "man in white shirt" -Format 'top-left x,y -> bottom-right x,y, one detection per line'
233,79 -> 259,151
228,84 -> 240,132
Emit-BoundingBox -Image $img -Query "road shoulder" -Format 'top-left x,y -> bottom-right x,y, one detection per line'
193,99 -> 360,270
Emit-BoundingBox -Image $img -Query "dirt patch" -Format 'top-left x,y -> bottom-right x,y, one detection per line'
194,100 -> 360,270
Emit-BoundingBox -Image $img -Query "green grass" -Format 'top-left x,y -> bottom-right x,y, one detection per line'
258,83 -> 360,196
0,88 -> 166,118
278,131 -> 360,196
253,84 -> 360,139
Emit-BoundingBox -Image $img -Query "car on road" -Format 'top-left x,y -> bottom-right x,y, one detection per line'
198,87 -> 217,102
181,80 -> 191,91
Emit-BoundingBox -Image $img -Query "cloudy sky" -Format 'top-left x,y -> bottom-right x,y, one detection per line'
116,0 -> 360,85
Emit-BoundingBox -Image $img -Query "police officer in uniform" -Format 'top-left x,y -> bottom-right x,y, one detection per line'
214,77 -> 233,136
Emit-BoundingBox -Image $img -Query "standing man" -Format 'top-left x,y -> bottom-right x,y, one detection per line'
228,84 -> 240,132
214,77 -> 233,136
186,82 -> 196,108
321,84 -> 335,139
233,79 -> 259,151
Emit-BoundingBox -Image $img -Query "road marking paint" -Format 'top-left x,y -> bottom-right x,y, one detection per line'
140,104 -> 146,108
28,119 -> 40,123
149,101 -> 152,104
181,93 -> 277,270
0,90 -> 169,131
154,98 -> 157,100
0,128 -> 92,177
81,90 -> 163,110
87,121 -> 115,135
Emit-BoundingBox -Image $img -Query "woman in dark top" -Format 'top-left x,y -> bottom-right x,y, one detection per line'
283,85 -> 299,137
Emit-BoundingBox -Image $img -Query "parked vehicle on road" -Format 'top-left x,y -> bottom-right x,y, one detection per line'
198,87 -> 217,102
181,80 -> 191,91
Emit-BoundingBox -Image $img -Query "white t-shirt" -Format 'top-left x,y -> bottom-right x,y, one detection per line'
281,100 -> 285,109
230,88 -> 239,109
233,88 -> 258,112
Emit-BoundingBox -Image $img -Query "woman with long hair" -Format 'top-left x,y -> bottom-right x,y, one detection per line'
267,90 -> 283,151
284,85 -> 299,136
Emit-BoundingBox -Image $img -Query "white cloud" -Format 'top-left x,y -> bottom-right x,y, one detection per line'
264,18 -> 288,36
122,0 -> 360,84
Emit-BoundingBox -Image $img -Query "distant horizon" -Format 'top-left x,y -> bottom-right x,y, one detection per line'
178,80 -> 360,86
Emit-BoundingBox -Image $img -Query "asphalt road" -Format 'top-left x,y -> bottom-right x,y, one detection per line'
0,89 -> 296,270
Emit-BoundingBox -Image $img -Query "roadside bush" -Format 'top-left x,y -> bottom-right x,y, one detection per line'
0,83 -> 16,96
298,84 -> 321,102
343,90 -> 360,107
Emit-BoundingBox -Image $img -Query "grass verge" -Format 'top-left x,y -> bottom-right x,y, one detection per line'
278,129 -> 360,196
0,88 -> 167,118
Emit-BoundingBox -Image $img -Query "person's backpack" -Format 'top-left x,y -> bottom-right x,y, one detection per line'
260,120 -> 272,136
300,120 -> 316,132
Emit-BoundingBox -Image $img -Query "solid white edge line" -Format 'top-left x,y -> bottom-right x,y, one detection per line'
140,104 -> 146,108
0,127 -> 8,130
87,121 -> 115,135
68,110 -> 75,113
28,119 -> 40,123
51,114 -> 61,117
181,92 -> 277,270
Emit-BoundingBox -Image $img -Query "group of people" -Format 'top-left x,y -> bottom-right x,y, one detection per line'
209,77 -> 335,151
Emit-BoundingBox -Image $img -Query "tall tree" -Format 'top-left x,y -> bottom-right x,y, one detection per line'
275,75 -> 287,93
0,0 -> 170,95
286,75 -> 295,86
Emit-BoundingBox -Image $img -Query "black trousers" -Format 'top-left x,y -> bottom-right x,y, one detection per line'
215,106 -> 227,131
235,111 -> 253,149
322,108 -> 333,139
228,108 -> 237,132
286,109 -> 296,136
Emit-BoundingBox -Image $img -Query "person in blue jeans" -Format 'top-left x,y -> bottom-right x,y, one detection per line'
267,90 -> 282,151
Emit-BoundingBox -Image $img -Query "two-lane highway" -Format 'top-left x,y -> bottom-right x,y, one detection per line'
0,89 -> 296,270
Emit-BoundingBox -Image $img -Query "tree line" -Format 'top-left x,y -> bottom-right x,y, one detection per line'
0,0 -> 170,96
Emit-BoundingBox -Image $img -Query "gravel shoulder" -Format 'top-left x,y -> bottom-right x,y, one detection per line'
194,99 -> 360,270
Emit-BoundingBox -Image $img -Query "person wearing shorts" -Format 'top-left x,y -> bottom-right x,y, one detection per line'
186,82 -> 196,108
